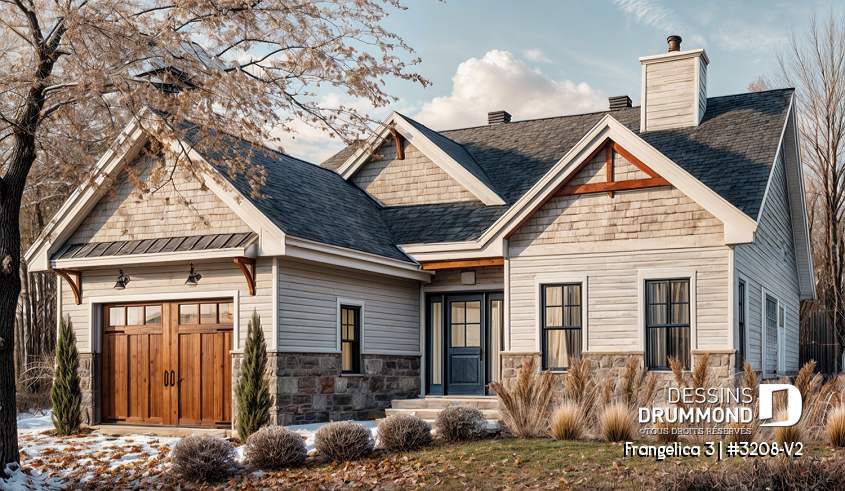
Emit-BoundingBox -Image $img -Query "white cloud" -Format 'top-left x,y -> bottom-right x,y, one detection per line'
267,120 -> 347,165
412,50 -> 606,130
612,0 -> 690,34
523,48 -> 552,63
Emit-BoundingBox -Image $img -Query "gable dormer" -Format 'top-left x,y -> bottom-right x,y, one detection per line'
338,112 -> 506,207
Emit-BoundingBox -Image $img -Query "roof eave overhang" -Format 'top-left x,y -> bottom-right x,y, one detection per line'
51,243 -> 257,270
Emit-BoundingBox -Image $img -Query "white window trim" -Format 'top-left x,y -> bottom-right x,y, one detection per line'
337,297 -> 366,357
736,273 -> 749,370
534,274 -> 589,359
637,268 -> 697,364
761,288 -> 781,379
87,290 -> 241,352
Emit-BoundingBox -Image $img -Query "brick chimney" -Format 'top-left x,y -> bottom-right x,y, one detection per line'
639,35 -> 709,131
488,110 -> 511,124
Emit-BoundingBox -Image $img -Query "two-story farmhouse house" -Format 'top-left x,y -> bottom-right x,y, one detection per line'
26,37 -> 814,429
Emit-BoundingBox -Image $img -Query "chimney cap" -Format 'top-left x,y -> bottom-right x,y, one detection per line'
609,95 -> 632,111
488,110 -> 512,124
667,35 -> 682,52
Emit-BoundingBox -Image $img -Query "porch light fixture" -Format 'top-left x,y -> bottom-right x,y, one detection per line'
185,263 -> 202,287
113,270 -> 130,290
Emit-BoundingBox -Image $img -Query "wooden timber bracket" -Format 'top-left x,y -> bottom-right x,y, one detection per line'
54,269 -> 82,305
233,257 -> 256,296
389,128 -> 406,160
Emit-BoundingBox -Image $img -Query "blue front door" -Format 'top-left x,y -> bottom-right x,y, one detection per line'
445,294 -> 485,395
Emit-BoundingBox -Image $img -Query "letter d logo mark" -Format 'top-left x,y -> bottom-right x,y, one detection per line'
759,384 -> 802,427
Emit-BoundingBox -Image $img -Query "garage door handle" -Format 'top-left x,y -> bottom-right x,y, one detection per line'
170,370 -> 175,387
164,371 -> 169,387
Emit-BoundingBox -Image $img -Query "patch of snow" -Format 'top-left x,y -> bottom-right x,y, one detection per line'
16,410 -> 53,431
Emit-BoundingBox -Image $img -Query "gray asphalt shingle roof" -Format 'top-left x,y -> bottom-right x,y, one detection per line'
181,125 -> 414,263
142,89 -> 791,263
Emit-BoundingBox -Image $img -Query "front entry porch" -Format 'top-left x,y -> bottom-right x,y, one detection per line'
426,292 -> 504,396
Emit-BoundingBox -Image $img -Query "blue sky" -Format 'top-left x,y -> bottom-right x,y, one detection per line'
277,0 -> 819,162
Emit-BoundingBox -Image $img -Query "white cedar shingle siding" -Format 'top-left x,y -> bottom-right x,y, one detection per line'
509,185 -> 724,251
277,259 -> 420,354
351,140 -> 477,206
61,258 -> 273,352
645,57 -> 698,131
70,155 -> 252,244
735,147 -> 800,374
508,248 -> 730,351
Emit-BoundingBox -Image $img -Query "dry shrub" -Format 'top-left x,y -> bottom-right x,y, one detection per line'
656,457 -> 845,491
435,405 -> 487,442
488,355 -> 555,438
170,435 -> 238,482
314,421 -> 374,462
726,361 -> 760,443
600,403 -> 634,442
244,426 -> 307,470
16,353 -> 55,414
669,354 -> 716,443
827,405 -> 845,447
550,402 -> 585,441
377,414 -> 432,451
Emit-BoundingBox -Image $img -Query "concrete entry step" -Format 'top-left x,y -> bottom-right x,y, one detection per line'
92,425 -> 234,438
385,408 -> 500,420
391,396 -> 499,411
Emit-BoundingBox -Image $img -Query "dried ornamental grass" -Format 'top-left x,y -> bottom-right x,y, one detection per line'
488,355 -> 555,438
550,402 -> 585,441
653,406 -> 679,443
656,457 -> 845,491
435,405 -> 487,442
170,435 -> 238,482
314,421 -> 374,462
244,426 -> 307,470
773,409 -> 803,445
600,403 -> 634,442
377,414 -> 432,451
828,405 -> 845,447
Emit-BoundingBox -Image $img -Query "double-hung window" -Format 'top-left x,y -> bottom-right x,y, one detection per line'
341,306 -> 361,374
541,284 -> 582,370
645,279 -> 690,370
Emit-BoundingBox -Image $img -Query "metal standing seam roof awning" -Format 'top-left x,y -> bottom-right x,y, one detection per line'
51,232 -> 258,261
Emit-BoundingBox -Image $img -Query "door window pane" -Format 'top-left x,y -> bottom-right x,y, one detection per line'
109,307 -> 125,326
466,301 -> 480,323
465,322 -> 481,347
200,303 -> 217,324
126,306 -> 144,326
451,302 -> 465,324
145,305 -> 162,325
218,303 -> 234,323
179,304 -> 199,324
451,324 -> 466,347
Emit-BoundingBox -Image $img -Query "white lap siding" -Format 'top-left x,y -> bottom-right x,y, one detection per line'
508,183 -> 731,354
277,259 -> 421,354
60,258 -> 274,352
508,248 -> 730,352
734,147 -> 800,375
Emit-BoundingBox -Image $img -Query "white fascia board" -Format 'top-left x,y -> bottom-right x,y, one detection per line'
399,237 -> 505,261
284,235 -> 432,281
50,246 -> 252,269
338,112 -> 506,206
25,118 -> 150,271
167,139 -> 286,256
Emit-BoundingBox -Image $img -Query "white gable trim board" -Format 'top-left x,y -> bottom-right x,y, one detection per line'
337,112 -> 506,206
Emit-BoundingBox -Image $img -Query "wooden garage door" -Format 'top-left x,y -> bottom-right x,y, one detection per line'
102,299 -> 233,426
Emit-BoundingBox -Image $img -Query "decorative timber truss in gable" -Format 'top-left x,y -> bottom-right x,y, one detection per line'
555,139 -> 670,198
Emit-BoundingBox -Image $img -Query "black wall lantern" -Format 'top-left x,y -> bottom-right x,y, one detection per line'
113,270 -> 130,290
185,262 -> 202,287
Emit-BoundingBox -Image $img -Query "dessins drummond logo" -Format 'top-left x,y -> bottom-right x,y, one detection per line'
638,384 -> 803,429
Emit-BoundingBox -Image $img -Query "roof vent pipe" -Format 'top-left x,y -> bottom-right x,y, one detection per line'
488,110 -> 511,124
667,35 -> 682,52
